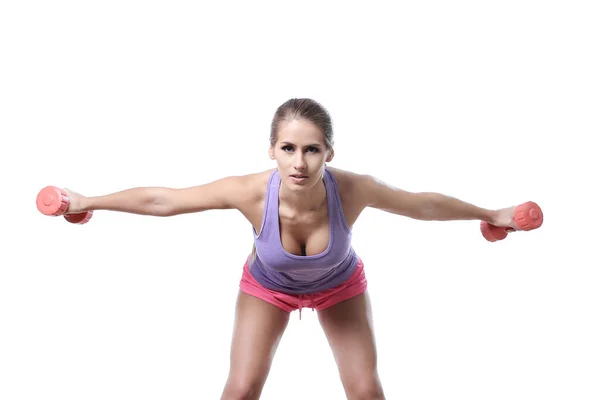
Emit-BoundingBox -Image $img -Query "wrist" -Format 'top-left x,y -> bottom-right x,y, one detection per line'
483,209 -> 499,224
80,196 -> 94,212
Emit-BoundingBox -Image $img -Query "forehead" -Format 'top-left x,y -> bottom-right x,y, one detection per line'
277,118 -> 324,145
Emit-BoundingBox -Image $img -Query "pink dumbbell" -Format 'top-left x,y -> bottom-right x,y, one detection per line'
481,201 -> 543,242
36,186 -> 93,224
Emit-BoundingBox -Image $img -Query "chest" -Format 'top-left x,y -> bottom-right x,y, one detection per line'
277,204 -> 330,256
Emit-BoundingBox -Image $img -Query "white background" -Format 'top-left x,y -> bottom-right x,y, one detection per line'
1,1 -> 599,399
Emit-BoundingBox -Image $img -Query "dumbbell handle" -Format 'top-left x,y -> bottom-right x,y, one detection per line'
481,201 -> 543,242
36,186 -> 93,224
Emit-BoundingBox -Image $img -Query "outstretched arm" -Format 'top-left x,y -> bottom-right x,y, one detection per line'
358,174 -> 516,228
64,175 -> 253,217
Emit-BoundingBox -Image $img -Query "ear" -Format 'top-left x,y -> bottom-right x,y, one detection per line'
268,146 -> 275,160
326,148 -> 335,162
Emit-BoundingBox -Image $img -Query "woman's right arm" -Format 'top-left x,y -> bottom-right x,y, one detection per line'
72,175 -> 254,217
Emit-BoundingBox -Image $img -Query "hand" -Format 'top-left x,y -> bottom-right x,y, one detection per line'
491,206 -> 519,231
62,188 -> 86,214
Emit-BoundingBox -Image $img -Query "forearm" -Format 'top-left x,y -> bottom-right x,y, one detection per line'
419,192 -> 497,223
81,187 -> 175,216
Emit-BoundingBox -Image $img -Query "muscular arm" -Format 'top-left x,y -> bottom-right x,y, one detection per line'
350,173 -> 498,223
80,174 -> 257,217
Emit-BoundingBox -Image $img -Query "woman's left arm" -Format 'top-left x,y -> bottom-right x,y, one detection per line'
356,174 -> 518,229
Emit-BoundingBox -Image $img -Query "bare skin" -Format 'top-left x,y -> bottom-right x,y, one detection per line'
62,117 -> 519,399
220,291 -> 290,400
318,291 -> 384,400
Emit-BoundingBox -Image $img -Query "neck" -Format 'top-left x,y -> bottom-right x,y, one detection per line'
279,176 -> 326,212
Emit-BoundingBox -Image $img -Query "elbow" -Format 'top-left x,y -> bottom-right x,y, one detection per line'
410,193 -> 439,220
146,189 -> 178,217
154,204 -> 177,217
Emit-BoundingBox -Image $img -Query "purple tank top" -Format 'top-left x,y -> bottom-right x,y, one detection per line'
248,168 -> 359,294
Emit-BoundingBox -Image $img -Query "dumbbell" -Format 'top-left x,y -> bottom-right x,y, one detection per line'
481,201 -> 543,242
36,186 -> 93,224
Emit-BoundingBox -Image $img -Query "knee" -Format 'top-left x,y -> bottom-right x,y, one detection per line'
345,376 -> 385,400
221,377 -> 264,400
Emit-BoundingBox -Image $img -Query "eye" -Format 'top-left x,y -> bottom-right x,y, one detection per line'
306,146 -> 320,153
281,145 -> 294,152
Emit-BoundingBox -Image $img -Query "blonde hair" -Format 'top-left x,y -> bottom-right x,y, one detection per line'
270,98 -> 334,150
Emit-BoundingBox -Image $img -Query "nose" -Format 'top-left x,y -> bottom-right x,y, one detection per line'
294,153 -> 307,170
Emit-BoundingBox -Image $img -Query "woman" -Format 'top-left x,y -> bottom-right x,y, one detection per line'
61,98 -> 518,400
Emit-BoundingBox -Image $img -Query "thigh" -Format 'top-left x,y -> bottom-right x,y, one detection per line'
317,291 -> 385,399
222,290 -> 291,400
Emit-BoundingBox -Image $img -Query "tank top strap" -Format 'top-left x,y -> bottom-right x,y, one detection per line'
269,169 -> 281,188
323,168 -> 351,233
253,169 -> 279,239
262,169 -> 281,238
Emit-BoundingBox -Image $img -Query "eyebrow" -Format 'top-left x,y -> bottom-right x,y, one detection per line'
280,141 -> 323,148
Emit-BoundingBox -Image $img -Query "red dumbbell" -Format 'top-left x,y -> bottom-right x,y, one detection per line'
480,201 -> 543,242
36,186 -> 93,224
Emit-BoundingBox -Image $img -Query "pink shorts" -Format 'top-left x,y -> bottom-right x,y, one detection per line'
239,259 -> 367,319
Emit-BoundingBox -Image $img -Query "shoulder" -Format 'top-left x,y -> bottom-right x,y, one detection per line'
326,166 -> 374,189
248,168 -> 275,190
326,166 -> 375,206
230,168 -> 274,203
177,168 -> 274,213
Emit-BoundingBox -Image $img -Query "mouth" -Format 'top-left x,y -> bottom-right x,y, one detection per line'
289,174 -> 309,183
